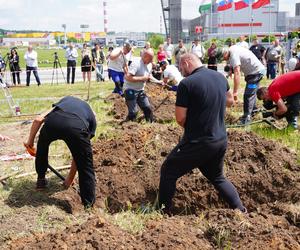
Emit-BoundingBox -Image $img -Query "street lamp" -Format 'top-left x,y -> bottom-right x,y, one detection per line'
62,24 -> 67,46
80,24 -> 89,43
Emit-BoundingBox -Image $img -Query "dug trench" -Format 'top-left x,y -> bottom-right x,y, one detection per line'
8,84 -> 300,249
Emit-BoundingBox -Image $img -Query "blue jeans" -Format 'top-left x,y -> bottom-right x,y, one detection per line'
95,63 -> 104,81
26,66 -> 41,86
124,89 -> 153,122
267,62 -> 276,79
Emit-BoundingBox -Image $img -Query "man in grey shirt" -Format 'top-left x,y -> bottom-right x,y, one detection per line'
223,45 -> 265,124
124,49 -> 154,122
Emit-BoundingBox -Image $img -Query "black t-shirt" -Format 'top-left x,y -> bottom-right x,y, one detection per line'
249,44 -> 266,60
176,67 -> 228,142
53,96 -> 97,137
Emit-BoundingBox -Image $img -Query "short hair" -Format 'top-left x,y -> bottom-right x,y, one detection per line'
257,87 -> 268,100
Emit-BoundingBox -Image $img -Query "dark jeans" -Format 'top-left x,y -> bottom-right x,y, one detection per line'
286,93 -> 300,127
124,89 -> 153,122
158,139 -> 244,211
36,109 -> 96,207
67,60 -> 76,84
26,66 -> 41,86
12,71 -> 20,84
243,74 -> 263,118
267,62 -> 276,79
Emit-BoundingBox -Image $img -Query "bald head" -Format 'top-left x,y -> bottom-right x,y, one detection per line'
28,45 -> 33,52
142,48 -> 154,64
179,53 -> 202,77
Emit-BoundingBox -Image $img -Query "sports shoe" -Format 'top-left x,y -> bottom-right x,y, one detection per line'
239,115 -> 251,125
36,178 -> 48,190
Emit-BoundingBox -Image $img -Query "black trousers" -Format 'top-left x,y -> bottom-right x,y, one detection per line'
36,109 -> 95,207
159,139 -> 244,211
12,71 -> 20,84
67,60 -> 76,84
26,66 -> 41,86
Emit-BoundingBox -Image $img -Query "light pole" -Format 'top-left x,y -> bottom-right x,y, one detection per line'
80,24 -> 89,43
62,24 -> 67,46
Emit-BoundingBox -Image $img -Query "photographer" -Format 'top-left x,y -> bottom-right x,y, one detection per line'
65,43 -> 78,84
9,48 -> 21,85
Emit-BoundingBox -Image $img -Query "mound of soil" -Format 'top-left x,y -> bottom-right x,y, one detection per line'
9,209 -> 300,249
106,83 -> 176,123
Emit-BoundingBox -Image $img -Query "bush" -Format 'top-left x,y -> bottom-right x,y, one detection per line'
148,34 -> 165,49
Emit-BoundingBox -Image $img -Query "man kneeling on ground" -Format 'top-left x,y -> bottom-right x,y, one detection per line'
124,49 -> 154,122
24,96 -> 97,208
160,60 -> 184,91
257,71 -> 300,129
158,53 -> 245,214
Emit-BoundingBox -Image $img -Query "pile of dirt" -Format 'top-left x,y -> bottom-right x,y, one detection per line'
7,86 -> 300,249
9,209 -> 300,249
106,83 -> 176,123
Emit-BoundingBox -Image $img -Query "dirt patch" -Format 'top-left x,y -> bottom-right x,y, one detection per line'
6,86 -> 300,249
106,83 -> 176,123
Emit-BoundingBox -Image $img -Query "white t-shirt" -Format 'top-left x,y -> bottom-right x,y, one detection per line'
229,45 -> 265,76
108,48 -> 127,72
163,43 -> 174,60
191,44 -> 205,59
163,65 -> 183,86
124,57 -> 152,91
237,41 -> 249,50
24,50 -> 38,67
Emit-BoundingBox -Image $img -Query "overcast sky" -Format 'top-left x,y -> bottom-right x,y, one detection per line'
0,0 -> 297,32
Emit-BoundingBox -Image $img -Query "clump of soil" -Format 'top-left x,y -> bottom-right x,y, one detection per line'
106,83 -> 176,123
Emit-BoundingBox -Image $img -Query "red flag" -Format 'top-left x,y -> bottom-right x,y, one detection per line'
252,0 -> 270,9
234,0 -> 250,10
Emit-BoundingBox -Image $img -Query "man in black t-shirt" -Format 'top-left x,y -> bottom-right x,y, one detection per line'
249,39 -> 266,63
24,96 -> 97,208
158,53 -> 245,213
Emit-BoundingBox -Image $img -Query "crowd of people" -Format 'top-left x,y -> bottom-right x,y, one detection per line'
1,35 -> 299,212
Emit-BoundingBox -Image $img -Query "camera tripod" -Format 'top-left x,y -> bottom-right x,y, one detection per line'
51,53 -> 66,84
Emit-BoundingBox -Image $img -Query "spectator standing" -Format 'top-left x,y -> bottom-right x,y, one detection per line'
249,38 -> 266,64
190,38 -> 205,62
157,44 -> 167,63
163,37 -> 174,65
265,39 -> 283,79
174,39 -> 187,67
81,43 -> 92,83
207,42 -> 218,71
9,48 -> 21,85
92,43 -> 105,82
24,45 -> 41,86
237,35 -> 249,49
65,43 -> 78,84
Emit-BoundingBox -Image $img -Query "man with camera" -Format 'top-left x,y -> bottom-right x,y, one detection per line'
65,43 -> 78,84
257,70 -> 300,129
24,46 -> 41,86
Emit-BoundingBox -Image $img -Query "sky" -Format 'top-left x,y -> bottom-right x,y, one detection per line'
0,0 -> 298,33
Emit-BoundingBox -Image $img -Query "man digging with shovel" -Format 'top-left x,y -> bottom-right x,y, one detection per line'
24,96 -> 97,208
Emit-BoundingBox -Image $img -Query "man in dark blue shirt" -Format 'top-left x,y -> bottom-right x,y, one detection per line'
158,53 -> 246,213
24,96 -> 96,208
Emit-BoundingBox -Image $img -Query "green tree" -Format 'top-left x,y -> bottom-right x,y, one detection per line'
262,35 -> 276,43
148,34 -> 164,49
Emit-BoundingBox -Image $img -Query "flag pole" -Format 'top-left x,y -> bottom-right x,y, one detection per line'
268,1 -> 271,44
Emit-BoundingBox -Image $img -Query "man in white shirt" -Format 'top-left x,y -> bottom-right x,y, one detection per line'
237,35 -> 249,50
163,37 -> 174,65
24,45 -> 41,86
160,60 -> 183,91
190,38 -> 205,62
108,42 -> 132,95
124,49 -> 154,122
65,43 -> 78,84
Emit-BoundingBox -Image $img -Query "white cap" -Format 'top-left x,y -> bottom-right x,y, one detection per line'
288,58 -> 298,72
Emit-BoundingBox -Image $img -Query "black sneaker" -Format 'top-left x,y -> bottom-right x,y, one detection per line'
36,178 -> 48,190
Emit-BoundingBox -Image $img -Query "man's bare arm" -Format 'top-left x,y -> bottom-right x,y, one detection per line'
175,106 -> 187,127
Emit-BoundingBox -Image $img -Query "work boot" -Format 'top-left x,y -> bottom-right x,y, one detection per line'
287,117 -> 298,129
36,178 -> 48,190
239,115 -> 251,125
